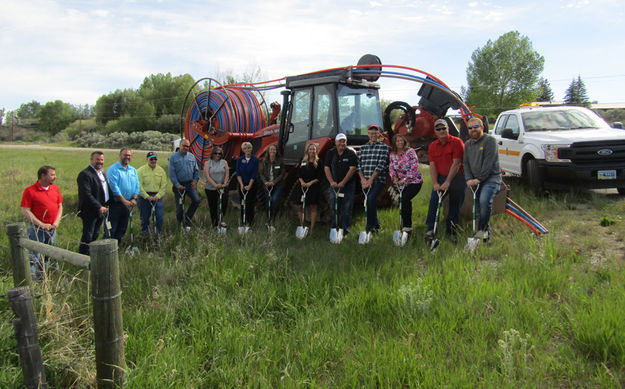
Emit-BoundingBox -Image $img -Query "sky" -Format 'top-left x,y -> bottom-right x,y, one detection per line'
2,0 -> 624,113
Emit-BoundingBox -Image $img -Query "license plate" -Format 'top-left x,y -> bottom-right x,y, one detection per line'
598,170 -> 616,180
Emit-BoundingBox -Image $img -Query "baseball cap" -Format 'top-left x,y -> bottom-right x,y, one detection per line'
434,119 -> 448,128
147,151 -> 158,159
367,124 -> 381,132
335,133 -> 347,141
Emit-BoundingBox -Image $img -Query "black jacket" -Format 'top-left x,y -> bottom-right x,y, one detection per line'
77,165 -> 113,218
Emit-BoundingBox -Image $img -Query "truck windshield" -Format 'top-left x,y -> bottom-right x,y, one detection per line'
337,85 -> 382,136
522,110 -> 607,131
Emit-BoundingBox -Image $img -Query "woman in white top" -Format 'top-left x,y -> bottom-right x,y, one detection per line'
203,147 -> 229,227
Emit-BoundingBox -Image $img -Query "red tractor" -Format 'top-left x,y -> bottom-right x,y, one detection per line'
179,54 -> 482,212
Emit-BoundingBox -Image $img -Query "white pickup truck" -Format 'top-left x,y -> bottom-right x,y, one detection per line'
491,105 -> 625,194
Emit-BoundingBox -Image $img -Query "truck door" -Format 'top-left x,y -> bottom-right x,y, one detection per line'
494,114 -> 523,175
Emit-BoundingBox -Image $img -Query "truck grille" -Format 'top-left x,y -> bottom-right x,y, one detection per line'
558,140 -> 625,165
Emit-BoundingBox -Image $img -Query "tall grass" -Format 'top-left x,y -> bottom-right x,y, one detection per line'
1,147 -> 624,387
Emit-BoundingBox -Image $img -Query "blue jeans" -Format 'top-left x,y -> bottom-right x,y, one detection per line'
475,181 -> 501,233
79,214 -> 104,255
173,184 -> 201,226
363,181 -> 383,230
329,180 -> 355,233
426,174 -> 466,235
138,197 -> 164,234
263,185 -> 283,221
109,202 -> 130,243
27,224 -> 56,278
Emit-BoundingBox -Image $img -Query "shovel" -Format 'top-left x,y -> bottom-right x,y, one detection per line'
329,187 -> 344,244
178,188 -> 190,232
266,186 -> 276,233
103,210 -> 112,239
465,184 -> 481,252
296,186 -> 309,239
216,188 -> 227,234
392,185 -> 409,247
125,207 -> 140,256
358,187 -> 372,245
238,189 -> 250,235
430,189 -> 447,251
150,201 -> 158,235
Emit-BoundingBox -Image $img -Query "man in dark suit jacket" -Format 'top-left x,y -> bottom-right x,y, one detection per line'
77,151 -> 114,255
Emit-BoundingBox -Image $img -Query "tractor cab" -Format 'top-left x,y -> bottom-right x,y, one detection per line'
279,66 -> 384,165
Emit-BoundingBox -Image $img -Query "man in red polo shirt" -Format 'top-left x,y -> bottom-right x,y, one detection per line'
425,118 -> 466,242
21,165 -> 63,279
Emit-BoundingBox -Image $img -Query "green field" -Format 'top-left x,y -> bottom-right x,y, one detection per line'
1,147 -> 624,387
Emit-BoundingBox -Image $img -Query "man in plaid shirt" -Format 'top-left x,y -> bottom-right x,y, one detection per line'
358,124 -> 390,232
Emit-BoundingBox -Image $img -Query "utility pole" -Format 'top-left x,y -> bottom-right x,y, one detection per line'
10,112 -> 15,142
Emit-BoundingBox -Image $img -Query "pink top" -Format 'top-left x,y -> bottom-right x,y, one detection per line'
389,148 -> 423,185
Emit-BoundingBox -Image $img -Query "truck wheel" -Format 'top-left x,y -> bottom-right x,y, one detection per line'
526,159 -> 545,195
618,187 -> 625,195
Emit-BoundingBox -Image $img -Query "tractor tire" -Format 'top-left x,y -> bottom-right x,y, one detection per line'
617,187 -> 625,195
526,159 -> 545,195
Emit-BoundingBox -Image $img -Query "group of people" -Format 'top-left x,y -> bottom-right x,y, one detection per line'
19,116 -> 501,277
297,118 -> 502,244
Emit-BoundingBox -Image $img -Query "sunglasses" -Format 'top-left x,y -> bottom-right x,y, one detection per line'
434,127 -> 447,131
468,125 -> 481,130
149,158 -> 158,161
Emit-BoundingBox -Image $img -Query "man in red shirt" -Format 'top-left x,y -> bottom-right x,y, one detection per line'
425,119 -> 466,242
21,165 -> 63,279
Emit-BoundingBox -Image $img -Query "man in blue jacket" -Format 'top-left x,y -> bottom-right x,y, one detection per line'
106,148 -> 140,243
169,139 -> 201,229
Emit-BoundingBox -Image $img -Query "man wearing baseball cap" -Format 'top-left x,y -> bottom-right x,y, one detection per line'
358,124 -> 389,233
425,118 -> 466,243
137,151 -> 168,236
324,133 -> 358,235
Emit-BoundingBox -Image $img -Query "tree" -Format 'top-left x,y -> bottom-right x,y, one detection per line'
564,76 -> 590,107
537,78 -> 554,102
95,89 -> 146,125
38,100 -> 76,135
17,100 -> 42,119
464,31 -> 545,118
138,73 -> 195,117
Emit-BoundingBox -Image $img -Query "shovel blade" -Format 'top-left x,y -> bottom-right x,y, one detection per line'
296,226 -> 309,240
330,228 -> 343,244
393,230 -> 408,247
430,238 -> 440,251
464,237 -> 480,252
267,225 -> 276,233
358,231 -> 371,245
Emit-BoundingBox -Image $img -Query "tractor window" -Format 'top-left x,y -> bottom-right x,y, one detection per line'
337,85 -> 382,136
290,88 -> 312,143
312,84 -> 335,138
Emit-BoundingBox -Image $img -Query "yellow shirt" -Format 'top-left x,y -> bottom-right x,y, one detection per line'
137,164 -> 168,199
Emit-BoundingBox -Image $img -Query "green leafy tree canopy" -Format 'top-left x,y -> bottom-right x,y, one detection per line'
464,31 -> 545,118
17,100 -> 42,119
38,100 -> 76,135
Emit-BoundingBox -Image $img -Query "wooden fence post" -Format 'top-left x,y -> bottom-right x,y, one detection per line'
8,286 -> 48,389
90,239 -> 126,388
7,223 -> 31,288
